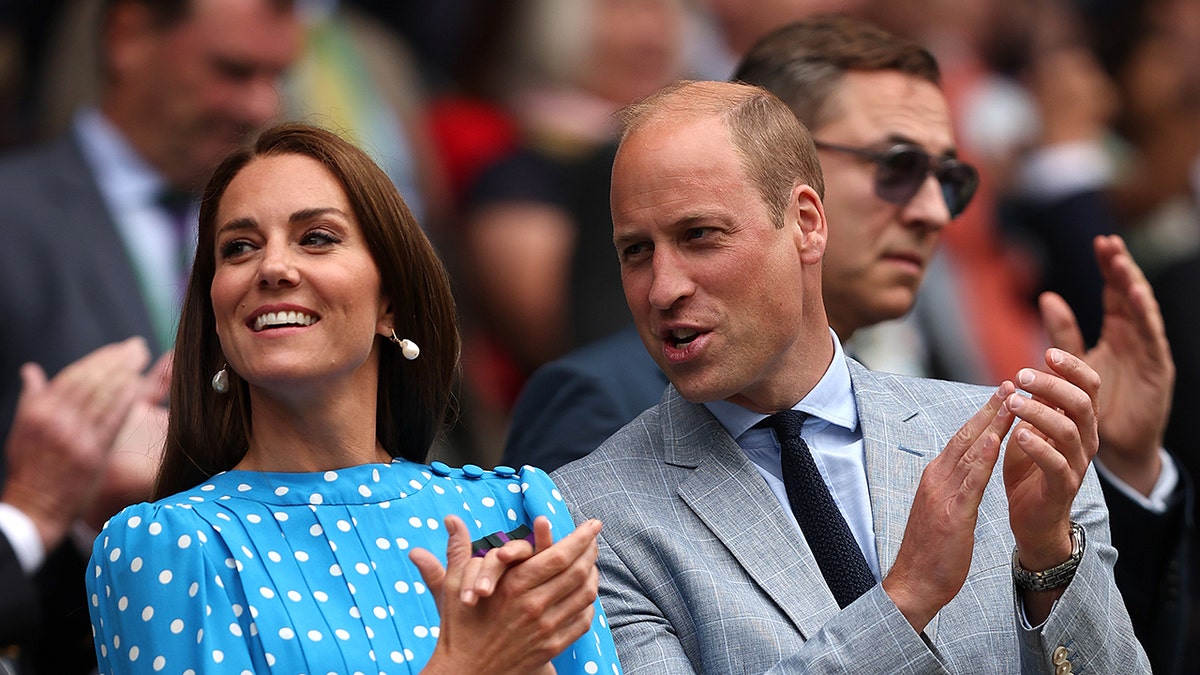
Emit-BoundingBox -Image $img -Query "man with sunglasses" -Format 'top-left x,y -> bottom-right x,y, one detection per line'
734,17 -> 1187,675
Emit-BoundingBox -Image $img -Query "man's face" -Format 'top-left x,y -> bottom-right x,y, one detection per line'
612,113 -> 828,413
812,70 -> 958,338
113,0 -> 301,189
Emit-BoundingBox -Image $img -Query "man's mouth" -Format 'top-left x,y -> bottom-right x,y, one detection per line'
884,251 -> 924,267
668,328 -> 700,348
253,311 -> 318,332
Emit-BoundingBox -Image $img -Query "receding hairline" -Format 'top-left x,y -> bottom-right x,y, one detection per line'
617,80 -> 763,141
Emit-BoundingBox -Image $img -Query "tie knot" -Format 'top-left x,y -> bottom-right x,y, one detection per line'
757,409 -> 808,442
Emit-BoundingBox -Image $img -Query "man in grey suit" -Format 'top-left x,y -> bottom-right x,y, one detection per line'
552,74 -> 1148,672
0,1 -> 299,672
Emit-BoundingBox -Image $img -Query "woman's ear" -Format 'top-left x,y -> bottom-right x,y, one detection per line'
376,301 -> 395,339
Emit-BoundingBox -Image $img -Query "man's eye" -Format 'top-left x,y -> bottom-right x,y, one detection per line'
622,242 -> 649,260
685,227 -> 708,240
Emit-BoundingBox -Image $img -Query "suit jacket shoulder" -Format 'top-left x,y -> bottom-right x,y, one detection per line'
504,326 -> 668,472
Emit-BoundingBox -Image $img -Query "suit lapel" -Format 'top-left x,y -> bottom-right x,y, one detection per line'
54,134 -> 162,353
663,391 -> 841,639
848,361 -> 943,639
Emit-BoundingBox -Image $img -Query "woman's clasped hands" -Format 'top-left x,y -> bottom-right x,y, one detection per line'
410,516 -> 604,675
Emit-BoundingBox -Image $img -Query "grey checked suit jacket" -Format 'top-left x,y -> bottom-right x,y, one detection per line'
553,359 -> 1149,674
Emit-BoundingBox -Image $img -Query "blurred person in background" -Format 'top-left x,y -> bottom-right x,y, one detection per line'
456,0 -> 686,438
0,1 -> 300,672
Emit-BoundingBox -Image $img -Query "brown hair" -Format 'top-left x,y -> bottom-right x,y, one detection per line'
155,123 -> 460,499
618,79 -> 824,228
102,0 -> 294,30
733,14 -> 940,131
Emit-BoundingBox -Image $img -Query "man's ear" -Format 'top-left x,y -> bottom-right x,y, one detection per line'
788,183 -> 827,265
104,1 -> 159,80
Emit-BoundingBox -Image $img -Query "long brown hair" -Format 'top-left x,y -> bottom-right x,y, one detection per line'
155,123 -> 460,499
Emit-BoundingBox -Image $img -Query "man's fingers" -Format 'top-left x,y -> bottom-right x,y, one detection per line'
60,338 -> 152,422
1038,291 -> 1086,356
955,396 -> 1012,508
943,381 -> 1015,466
1006,354 -> 1099,472
1103,236 -> 1170,346
143,351 -> 175,404
1006,420 -> 1077,492
17,362 -> 48,400
1094,234 -> 1140,290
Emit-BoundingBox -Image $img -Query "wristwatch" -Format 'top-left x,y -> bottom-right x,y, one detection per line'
1012,522 -> 1086,592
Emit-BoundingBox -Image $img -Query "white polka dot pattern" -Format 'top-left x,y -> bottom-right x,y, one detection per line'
86,460 -> 622,674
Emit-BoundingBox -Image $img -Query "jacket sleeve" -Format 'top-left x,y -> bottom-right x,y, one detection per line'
1018,466 -> 1153,674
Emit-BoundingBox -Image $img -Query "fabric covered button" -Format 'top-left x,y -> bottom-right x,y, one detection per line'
461,464 -> 485,479
492,465 -> 516,477
429,462 -> 452,477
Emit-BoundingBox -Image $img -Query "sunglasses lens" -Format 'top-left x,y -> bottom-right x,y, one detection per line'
937,162 -> 979,217
874,148 -> 928,206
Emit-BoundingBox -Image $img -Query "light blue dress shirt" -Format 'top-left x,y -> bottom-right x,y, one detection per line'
706,331 -> 881,581
73,107 -> 196,349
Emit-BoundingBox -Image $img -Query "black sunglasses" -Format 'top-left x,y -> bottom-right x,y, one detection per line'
814,141 -> 979,218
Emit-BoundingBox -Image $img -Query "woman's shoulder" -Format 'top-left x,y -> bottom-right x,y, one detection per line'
423,460 -> 559,491
418,460 -> 567,511
421,460 -> 575,531
93,474 -> 253,557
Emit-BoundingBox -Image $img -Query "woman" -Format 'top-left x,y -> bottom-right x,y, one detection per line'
86,123 -> 621,674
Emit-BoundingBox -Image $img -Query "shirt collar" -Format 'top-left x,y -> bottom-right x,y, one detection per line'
705,328 -> 859,438
73,106 -> 172,217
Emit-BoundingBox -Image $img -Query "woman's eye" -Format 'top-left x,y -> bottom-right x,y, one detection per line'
218,239 -> 254,259
301,230 -> 341,247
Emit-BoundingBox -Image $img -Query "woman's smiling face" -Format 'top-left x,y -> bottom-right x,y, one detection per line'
210,153 -> 390,399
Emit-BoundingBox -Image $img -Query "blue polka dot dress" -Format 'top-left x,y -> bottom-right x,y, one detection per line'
86,460 -> 623,675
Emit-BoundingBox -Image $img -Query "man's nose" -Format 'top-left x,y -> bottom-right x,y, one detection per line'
647,249 -> 695,310
901,173 -> 952,233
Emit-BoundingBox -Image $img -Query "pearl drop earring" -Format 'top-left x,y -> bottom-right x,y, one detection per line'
212,365 -> 229,394
389,329 -> 420,360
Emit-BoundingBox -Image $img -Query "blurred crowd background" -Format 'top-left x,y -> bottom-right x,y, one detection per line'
1,0 -> 1198,492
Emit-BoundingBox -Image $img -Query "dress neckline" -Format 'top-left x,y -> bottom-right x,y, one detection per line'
184,459 -> 431,507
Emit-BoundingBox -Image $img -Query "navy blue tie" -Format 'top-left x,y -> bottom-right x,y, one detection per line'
761,410 -> 876,608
